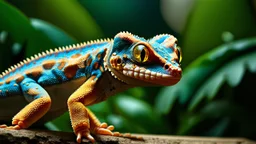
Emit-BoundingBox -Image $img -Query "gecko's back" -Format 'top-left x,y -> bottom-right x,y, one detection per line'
0,40 -> 111,121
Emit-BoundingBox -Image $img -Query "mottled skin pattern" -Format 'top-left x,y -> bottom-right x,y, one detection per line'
0,32 -> 182,143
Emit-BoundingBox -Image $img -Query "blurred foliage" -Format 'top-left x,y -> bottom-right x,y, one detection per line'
180,0 -> 256,67
0,0 -> 256,141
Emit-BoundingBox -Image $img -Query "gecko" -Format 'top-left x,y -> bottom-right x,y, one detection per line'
0,32 -> 182,143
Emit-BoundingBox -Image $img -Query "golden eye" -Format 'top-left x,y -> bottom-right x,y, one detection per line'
177,46 -> 182,63
133,44 -> 149,63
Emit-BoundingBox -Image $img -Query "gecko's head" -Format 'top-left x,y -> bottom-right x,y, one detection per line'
105,32 -> 182,86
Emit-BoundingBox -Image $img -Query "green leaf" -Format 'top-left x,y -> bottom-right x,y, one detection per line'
0,31 -> 16,71
205,118 -> 229,136
155,37 -> 256,114
125,87 -> 146,98
31,18 -> 76,46
106,114 -> 126,131
181,0 -> 256,66
26,18 -> 76,57
0,1 -> 34,71
199,100 -> 241,118
177,114 -> 202,135
46,112 -> 73,132
0,1 -> 33,43
0,2 -> 75,60
26,0 -> 103,41
189,51 -> 256,110
115,95 -> 154,121
106,114 -> 146,133
155,87 -> 178,114
114,95 -> 161,133
177,100 -> 234,135
88,101 -> 111,116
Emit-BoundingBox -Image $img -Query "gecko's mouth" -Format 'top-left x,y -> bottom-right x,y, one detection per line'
122,66 -> 181,86
109,64 -> 181,86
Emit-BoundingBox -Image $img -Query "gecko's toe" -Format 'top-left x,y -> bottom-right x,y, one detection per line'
0,124 -> 7,128
113,132 -> 121,136
76,130 -> 95,143
95,127 -> 113,135
99,122 -> 114,131
113,132 -> 144,140
0,124 -> 21,130
12,119 -> 26,129
93,122 -> 115,135
99,122 -> 108,128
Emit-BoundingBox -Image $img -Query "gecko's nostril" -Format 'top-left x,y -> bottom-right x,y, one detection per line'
164,64 -> 169,70
116,58 -> 122,64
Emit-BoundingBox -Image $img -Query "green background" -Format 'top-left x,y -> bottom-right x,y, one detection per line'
0,0 -> 256,140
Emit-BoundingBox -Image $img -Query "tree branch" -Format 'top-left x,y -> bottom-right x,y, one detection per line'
0,128 -> 255,144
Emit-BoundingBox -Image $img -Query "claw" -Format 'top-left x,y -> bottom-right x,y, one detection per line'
86,134 -> 95,143
76,130 -> 95,143
77,132 -> 82,143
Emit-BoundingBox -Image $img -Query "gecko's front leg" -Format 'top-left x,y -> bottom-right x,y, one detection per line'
0,78 -> 51,129
67,76 -> 114,143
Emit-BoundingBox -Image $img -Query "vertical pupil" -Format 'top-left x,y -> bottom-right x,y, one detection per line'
177,50 -> 180,62
141,49 -> 145,61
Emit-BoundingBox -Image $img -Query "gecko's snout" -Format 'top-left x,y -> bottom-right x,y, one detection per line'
163,63 -> 182,77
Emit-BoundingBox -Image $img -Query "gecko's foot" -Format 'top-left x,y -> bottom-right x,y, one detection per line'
76,122 -> 114,143
0,124 -> 21,130
75,122 -> 143,143
0,120 -> 26,130
77,122 -> 113,143
12,119 -> 26,128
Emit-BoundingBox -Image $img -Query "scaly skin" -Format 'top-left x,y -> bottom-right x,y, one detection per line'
0,32 -> 182,143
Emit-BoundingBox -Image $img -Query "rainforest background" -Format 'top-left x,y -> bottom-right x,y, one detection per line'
0,0 -> 256,140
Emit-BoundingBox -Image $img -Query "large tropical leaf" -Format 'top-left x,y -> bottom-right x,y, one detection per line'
181,0 -> 256,66
177,100 -> 237,135
27,18 -> 76,57
0,1 -> 32,43
0,1 -> 76,66
155,37 -> 256,114
9,0 -> 103,41
113,95 -> 164,133
0,1 -> 32,71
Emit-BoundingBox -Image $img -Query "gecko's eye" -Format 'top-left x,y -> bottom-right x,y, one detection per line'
177,46 -> 182,63
133,44 -> 149,63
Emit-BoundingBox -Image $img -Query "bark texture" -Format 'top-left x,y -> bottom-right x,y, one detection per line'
0,128 -> 255,144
